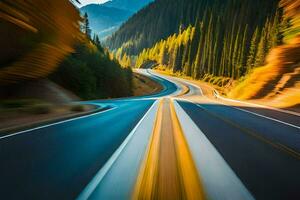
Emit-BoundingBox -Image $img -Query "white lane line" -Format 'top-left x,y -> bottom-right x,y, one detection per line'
231,106 -> 300,130
0,107 -> 118,140
170,77 -> 300,130
77,100 -> 159,200
181,97 -> 300,130
213,90 -> 300,117
173,100 -> 254,200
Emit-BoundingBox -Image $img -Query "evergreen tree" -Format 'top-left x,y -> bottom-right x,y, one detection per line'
159,43 -> 168,65
83,12 -> 91,38
246,27 -> 259,72
255,20 -> 269,67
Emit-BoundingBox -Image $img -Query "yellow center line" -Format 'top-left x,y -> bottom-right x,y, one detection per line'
132,98 -> 205,200
175,84 -> 190,97
170,99 -> 205,200
132,100 -> 162,200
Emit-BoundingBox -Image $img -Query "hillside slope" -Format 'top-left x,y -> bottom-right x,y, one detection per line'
107,0 -> 278,55
80,0 -> 153,39
229,0 -> 300,108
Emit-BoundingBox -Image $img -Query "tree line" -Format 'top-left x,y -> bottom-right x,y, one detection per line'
107,0 -> 280,57
132,0 -> 285,82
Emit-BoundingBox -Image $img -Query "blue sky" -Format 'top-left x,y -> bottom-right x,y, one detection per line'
78,0 -> 109,7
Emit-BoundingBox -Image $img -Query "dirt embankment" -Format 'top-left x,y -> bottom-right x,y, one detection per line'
132,73 -> 163,96
0,79 -> 92,133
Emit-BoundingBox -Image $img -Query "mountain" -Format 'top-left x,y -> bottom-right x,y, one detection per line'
80,4 -> 133,39
80,0 -> 153,40
103,0 -> 154,12
106,0 -> 279,55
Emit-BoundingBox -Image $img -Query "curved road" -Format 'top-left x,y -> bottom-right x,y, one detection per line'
0,70 -> 299,200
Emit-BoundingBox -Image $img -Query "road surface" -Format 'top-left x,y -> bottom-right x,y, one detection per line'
0,70 -> 299,200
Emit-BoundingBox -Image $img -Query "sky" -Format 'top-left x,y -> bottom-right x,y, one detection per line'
78,0 -> 109,7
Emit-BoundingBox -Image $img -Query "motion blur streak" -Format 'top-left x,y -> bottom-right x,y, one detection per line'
0,0 -> 81,84
133,98 -> 204,200
229,0 -> 300,108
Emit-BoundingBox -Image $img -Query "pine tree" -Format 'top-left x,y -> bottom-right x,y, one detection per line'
83,12 -> 91,38
237,25 -> 248,78
269,9 -> 283,49
159,43 -> 168,66
188,19 -> 201,67
254,20 -> 269,67
172,44 -> 183,72
246,27 -> 259,72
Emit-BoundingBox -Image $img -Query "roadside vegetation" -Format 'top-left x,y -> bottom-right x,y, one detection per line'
50,38 -> 133,100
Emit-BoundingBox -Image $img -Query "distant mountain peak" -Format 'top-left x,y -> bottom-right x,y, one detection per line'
80,0 -> 153,39
102,0 -> 154,12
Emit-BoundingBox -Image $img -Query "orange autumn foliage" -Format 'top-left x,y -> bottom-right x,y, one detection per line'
0,0 -> 82,85
229,0 -> 300,108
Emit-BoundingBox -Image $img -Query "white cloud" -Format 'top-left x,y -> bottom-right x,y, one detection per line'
78,0 -> 109,7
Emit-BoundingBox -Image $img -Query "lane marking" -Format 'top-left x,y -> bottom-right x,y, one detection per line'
146,70 -> 188,97
195,103 -> 300,160
230,106 -> 300,130
173,100 -> 255,200
132,100 -> 163,200
180,99 -> 300,160
168,76 -> 204,96
170,99 -> 205,200
0,106 -> 118,140
133,98 -> 204,200
165,75 -> 300,129
213,90 -> 300,117
77,100 -> 159,200
149,71 -> 204,96
153,72 -> 300,128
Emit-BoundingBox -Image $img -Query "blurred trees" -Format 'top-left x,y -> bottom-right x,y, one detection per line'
0,0 -> 82,85
228,0 -> 300,104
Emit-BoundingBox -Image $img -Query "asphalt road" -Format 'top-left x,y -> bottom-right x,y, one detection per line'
0,70 -> 299,200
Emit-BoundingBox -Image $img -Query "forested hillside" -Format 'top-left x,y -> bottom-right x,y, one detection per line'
107,0 -> 279,57
134,7 -> 282,80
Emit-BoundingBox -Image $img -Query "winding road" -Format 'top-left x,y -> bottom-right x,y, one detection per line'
0,70 -> 299,200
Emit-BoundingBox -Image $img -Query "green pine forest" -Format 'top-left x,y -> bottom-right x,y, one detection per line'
50,13 -> 133,99
109,0 -> 287,85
